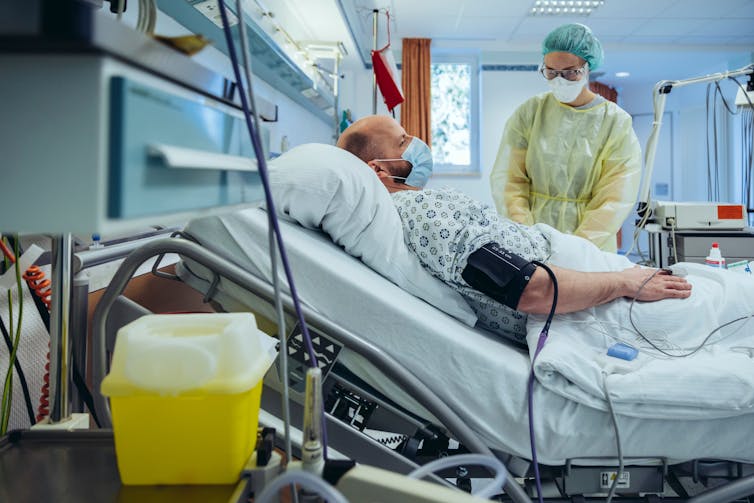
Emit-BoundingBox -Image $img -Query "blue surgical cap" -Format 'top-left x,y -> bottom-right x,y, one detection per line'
542,23 -> 604,70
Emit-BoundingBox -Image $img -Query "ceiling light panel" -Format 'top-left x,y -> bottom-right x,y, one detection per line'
529,0 -> 605,16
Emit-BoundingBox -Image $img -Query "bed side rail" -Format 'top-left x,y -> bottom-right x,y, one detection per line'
89,236 -> 532,503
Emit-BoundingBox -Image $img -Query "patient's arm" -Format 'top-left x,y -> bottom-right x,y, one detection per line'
517,265 -> 692,315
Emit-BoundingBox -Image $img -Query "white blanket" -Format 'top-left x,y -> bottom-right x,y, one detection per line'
527,225 -> 754,420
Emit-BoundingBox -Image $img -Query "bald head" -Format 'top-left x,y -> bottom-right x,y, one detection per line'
336,115 -> 409,163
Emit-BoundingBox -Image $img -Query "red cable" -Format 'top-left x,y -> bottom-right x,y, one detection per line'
0,239 -> 15,263
36,345 -> 50,423
25,265 -> 52,420
24,268 -> 52,422
22,266 -> 52,310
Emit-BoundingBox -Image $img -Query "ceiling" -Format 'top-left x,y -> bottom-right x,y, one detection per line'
271,0 -> 754,88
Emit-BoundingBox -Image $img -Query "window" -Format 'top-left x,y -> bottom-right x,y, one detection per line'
430,55 -> 479,175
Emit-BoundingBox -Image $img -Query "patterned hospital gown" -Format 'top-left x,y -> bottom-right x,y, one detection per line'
391,188 -> 551,343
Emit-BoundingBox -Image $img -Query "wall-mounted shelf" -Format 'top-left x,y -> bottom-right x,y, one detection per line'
157,0 -> 337,125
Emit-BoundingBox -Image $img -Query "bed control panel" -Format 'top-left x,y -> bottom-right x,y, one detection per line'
560,462 -> 665,495
274,324 -> 342,393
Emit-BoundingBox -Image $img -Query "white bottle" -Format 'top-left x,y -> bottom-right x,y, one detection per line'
704,242 -> 726,268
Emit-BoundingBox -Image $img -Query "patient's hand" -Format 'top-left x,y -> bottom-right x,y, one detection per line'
621,266 -> 692,302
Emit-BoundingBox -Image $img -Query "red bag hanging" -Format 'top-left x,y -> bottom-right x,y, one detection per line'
372,47 -> 404,111
371,11 -> 404,111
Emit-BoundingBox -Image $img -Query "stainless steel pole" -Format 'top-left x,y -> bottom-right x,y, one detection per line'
372,9 -> 378,114
333,50 -> 341,141
49,233 -> 73,422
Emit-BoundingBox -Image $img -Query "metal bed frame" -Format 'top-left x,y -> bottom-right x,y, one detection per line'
88,235 -> 754,503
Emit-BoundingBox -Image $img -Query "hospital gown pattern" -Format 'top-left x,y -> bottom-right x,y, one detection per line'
392,188 -> 551,343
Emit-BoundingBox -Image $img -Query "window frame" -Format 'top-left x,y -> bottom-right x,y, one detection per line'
429,53 -> 481,176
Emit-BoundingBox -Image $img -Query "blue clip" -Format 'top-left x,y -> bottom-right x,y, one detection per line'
607,343 -> 638,361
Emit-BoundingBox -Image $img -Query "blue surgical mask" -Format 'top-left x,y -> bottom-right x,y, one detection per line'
402,137 -> 433,187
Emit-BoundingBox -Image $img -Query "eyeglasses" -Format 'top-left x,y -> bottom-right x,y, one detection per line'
539,65 -> 588,81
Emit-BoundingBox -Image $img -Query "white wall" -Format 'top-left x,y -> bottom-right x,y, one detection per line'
253,77 -> 336,153
340,65 -> 401,123
426,68 -> 547,207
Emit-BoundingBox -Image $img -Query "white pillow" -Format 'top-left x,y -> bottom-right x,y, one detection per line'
268,143 -> 477,326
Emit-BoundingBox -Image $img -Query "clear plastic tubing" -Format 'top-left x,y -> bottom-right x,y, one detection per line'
407,453 -> 508,500
254,470 -> 350,503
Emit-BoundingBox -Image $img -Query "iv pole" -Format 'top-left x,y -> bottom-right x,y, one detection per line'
636,63 -> 754,221
371,9 -> 378,114
48,234 -> 73,422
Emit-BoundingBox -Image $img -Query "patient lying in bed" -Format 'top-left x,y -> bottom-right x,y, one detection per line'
336,115 -> 754,418
337,115 -> 692,345
268,133 -> 754,419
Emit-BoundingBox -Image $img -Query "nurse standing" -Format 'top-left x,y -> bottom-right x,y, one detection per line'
489,23 -> 641,252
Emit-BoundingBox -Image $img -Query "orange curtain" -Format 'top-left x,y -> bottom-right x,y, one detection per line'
400,38 -> 432,145
590,81 -> 618,103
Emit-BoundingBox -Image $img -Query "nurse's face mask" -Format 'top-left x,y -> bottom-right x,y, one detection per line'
541,64 -> 588,103
374,137 -> 434,188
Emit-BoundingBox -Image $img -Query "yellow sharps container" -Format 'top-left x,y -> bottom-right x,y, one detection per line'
101,313 -> 277,485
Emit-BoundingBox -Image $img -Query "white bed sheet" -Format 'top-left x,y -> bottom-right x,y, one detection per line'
179,207 -> 754,465
529,226 -> 754,420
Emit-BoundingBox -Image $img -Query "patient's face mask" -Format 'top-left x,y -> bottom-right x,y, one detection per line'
548,74 -> 588,103
375,137 -> 433,187
402,137 -> 433,187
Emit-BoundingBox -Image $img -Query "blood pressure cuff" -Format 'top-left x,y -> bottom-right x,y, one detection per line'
461,242 -> 537,311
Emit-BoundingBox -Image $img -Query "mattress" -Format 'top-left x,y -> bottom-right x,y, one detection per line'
177,207 -> 754,465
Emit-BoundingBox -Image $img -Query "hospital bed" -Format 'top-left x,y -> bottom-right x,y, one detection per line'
90,145 -> 754,502
88,208 -> 754,502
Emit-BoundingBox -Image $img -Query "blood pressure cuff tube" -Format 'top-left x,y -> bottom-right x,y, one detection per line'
461,242 -> 538,311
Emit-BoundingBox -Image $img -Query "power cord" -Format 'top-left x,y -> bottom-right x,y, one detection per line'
2,236 -> 52,423
136,0 -> 156,34
0,237 -> 24,434
665,216 -> 678,265
216,0 -> 327,465
0,316 -> 35,426
1,237 -> 100,426
527,261 -> 558,503
602,375 -> 623,503
235,0 -> 296,471
627,204 -> 653,264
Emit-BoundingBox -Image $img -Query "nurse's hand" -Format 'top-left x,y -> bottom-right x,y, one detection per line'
620,266 -> 692,302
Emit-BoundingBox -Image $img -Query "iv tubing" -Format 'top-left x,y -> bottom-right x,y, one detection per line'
254,470 -> 349,503
408,453 -> 508,500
